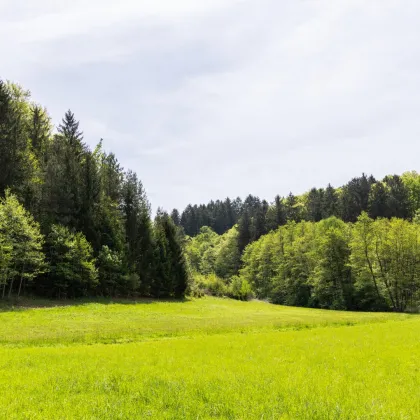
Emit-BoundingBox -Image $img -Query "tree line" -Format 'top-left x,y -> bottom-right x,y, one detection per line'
0,79 -> 188,299
3,78 -> 420,312
176,171 -> 420,252
187,213 -> 420,312
182,171 -> 420,312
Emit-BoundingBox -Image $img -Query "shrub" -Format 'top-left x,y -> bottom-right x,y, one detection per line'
193,273 -> 228,297
228,276 -> 254,301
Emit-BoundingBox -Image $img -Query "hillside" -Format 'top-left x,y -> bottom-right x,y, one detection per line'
0,297 -> 419,418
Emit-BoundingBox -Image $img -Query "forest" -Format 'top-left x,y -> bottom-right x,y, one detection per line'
0,80 -> 188,299
2,78 -> 420,312
176,149 -> 420,313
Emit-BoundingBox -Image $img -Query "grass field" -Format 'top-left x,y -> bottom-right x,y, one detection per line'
0,297 -> 419,419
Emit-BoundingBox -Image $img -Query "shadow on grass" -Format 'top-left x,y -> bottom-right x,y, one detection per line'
0,295 -> 192,312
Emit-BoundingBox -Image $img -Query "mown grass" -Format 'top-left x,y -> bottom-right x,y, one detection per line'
0,297 -> 418,418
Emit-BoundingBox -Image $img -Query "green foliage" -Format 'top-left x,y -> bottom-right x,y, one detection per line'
238,213 -> 420,312
214,226 -> 241,279
228,276 -> 254,300
2,76 -> 420,308
43,225 -> 97,298
402,170 -> 420,216
0,76 -> 193,300
237,210 -> 252,252
194,273 -> 228,297
350,213 -> 420,312
0,191 -> 46,298
185,226 -> 221,273
0,81 -> 40,209
309,218 -> 352,309
153,211 -> 189,298
97,245 -> 127,296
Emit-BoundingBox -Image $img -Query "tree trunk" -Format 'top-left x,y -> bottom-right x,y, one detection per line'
17,267 -> 25,299
8,277 -> 14,299
2,269 -> 8,299
365,246 -> 381,301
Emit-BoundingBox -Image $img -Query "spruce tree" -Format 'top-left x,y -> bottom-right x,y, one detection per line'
368,182 -> 390,219
29,105 -> 51,157
153,211 -> 189,298
237,211 -> 251,252
322,184 -> 339,218
306,188 -> 324,222
58,110 -> 84,151
384,175 -> 411,219
121,171 -> 154,294
285,192 -> 301,222
251,205 -> 267,242
0,81 -> 33,198
170,209 -> 181,226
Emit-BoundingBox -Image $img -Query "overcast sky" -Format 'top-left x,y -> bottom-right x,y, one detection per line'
1,0 -> 419,211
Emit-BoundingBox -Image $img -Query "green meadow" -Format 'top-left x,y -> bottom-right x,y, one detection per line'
0,297 -> 419,419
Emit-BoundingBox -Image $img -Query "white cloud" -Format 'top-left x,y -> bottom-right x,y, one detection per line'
1,0 -> 238,43
1,0 -> 420,211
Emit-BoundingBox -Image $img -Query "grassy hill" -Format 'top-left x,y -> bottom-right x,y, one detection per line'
0,297 -> 419,418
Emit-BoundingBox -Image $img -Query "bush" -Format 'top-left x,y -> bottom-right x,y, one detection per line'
228,276 -> 254,301
190,273 -> 255,301
193,273 -> 228,297
188,281 -> 205,298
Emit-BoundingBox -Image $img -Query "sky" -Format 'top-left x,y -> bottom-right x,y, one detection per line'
1,0 -> 420,212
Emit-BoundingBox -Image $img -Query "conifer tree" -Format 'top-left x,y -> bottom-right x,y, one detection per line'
368,182 -> 390,219
322,184 -> 339,218
121,171 -> 154,293
58,110 -> 85,152
285,192 -> 301,222
153,210 -> 189,298
170,209 -> 181,226
306,188 -> 324,222
237,211 -> 251,252
29,105 -> 51,157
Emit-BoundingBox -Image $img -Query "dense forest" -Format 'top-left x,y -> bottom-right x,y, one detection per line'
182,172 -> 420,312
0,80 -> 188,299
2,79 -> 420,312
175,172 -> 417,240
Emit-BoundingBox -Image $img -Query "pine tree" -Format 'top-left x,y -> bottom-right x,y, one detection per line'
340,174 -> 375,222
368,182 -> 390,219
29,105 -> 51,156
322,184 -> 339,218
237,211 -> 251,252
121,171 -> 154,294
42,110 -> 87,230
285,192 -> 301,222
384,175 -> 411,219
153,211 -> 189,298
306,188 -> 324,222
58,110 -> 85,152
170,209 -> 181,226
0,81 -> 33,197
251,205 -> 267,242
80,152 -> 101,249
274,195 -> 287,226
